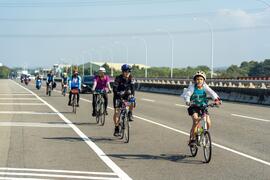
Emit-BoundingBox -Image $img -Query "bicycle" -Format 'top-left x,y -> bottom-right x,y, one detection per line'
189,103 -> 218,163
62,84 -> 68,96
118,95 -> 135,143
47,82 -> 52,96
70,89 -> 79,114
94,90 -> 108,126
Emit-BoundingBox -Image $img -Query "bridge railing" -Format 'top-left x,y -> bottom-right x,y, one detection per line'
134,78 -> 270,89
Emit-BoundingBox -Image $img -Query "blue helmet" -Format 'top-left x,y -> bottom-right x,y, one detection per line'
121,64 -> 131,72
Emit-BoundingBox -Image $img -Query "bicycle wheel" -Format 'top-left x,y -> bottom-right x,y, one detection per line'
119,114 -> 124,139
48,89 -> 51,96
123,115 -> 129,143
189,142 -> 198,157
100,102 -> 106,126
202,131 -> 212,163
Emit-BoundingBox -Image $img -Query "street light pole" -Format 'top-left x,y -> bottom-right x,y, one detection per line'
193,18 -> 214,78
156,29 -> 174,78
132,36 -> 148,78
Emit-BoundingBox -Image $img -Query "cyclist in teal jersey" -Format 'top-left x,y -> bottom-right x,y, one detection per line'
182,71 -> 221,145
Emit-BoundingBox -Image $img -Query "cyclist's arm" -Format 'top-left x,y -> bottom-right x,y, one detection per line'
204,84 -> 220,101
92,79 -> 97,92
113,76 -> 120,94
78,76 -> 82,91
183,84 -> 194,104
68,77 -> 72,89
130,78 -> 135,96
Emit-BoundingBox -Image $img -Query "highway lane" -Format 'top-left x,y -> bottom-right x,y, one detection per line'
0,80 -> 127,179
18,79 -> 270,180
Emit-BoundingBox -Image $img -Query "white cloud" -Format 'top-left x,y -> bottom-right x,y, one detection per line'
217,9 -> 270,27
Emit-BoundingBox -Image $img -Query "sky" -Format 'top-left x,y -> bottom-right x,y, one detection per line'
0,0 -> 269,69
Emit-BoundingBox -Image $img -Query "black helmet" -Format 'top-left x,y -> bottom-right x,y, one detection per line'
121,64 -> 131,72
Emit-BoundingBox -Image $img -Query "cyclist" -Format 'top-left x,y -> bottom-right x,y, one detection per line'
35,74 -> 42,89
91,67 -> 112,117
68,70 -> 81,107
46,70 -> 54,95
112,64 -> 136,136
61,72 -> 68,90
182,71 -> 221,146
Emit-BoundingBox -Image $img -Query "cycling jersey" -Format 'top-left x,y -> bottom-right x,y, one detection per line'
46,74 -> 54,83
190,85 -> 208,107
93,75 -> 110,91
69,75 -> 81,90
62,77 -> 68,84
113,74 -> 135,96
182,83 -> 219,104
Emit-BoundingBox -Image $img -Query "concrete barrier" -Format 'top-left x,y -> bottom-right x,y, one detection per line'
135,83 -> 270,105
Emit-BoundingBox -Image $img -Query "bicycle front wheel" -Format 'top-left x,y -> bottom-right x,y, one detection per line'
100,103 -> 105,126
202,131 -> 212,163
123,115 -> 129,143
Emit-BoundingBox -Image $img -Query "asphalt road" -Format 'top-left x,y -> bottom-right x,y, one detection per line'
0,79 -> 269,180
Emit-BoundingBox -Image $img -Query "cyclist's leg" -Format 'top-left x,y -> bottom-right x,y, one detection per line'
206,114 -> 211,129
68,91 -> 72,105
77,91 -> 80,104
191,113 -> 200,139
92,94 -> 97,115
103,94 -> 108,113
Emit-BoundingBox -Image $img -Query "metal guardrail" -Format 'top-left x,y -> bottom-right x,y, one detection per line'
135,78 -> 270,89
48,77 -> 270,89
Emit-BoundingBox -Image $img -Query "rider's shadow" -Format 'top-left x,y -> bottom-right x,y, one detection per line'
107,153 -> 204,164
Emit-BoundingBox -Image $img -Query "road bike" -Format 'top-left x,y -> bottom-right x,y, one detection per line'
70,89 -> 79,114
93,90 -> 108,126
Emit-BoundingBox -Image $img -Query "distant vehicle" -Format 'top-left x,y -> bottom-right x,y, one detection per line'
81,75 -> 94,94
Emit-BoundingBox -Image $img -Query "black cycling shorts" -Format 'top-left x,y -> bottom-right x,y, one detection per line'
188,106 -> 209,116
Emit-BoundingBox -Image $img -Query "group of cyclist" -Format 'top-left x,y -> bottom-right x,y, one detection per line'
37,65 -> 222,145
40,64 -> 135,137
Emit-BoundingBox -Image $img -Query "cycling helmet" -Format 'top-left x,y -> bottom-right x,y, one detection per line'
193,70 -> 206,81
99,67 -> 106,73
121,64 -> 131,72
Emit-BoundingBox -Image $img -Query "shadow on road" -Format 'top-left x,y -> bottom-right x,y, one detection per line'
107,153 -> 204,164
43,136 -> 123,144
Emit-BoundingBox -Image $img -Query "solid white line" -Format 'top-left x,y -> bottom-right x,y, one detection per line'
0,94 -> 33,96
0,98 -> 39,100
0,103 -> 45,106
13,81 -> 132,180
0,122 -> 70,128
0,111 -> 57,115
132,114 -> 270,167
141,98 -> 155,102
175,104 -> 188,108
0,177 -> 49,180
0,168 -> 117,176
0,172 -> 119,180
231,114 -> 270,123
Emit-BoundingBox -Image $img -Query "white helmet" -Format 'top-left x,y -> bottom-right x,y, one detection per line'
193,70 -> 206,81
99,67 -> 106,73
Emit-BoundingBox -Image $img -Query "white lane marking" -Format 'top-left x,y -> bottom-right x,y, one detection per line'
0,103 -> 45,106
175,104 -> 188,108
0,177 -> 49,180
0,122 -> 70,128
0,94 -> 33,96
0,98 -> 39,100
13,81 -> 132,180
141,98 -> 155,102
231,114 -> 270,123
0,167 -> 117,176
0,111 -> 57,115
132,114 -> 270,167
0,172 -> 119,180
